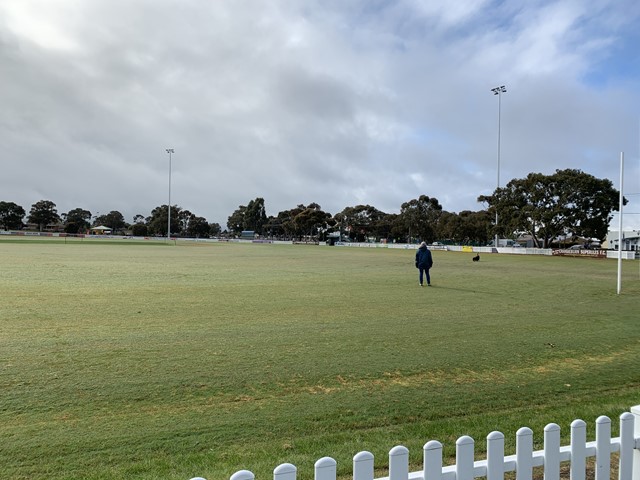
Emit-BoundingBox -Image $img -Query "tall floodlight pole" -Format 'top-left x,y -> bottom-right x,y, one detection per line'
166,148 -> 174,241
491,85 -> 507,248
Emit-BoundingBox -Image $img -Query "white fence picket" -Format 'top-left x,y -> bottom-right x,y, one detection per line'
315,457 -> 337,480
389,446 -> 409,480
423,441 -> 443,480
230,470 -> 255,480
487,431 -> 505,480
633,405 -> 640,480
274,463 -> 297,480
516,427 -> 533,480
570,419 -> 586,480
353,451 -> 374,480
543,423 -> 561,480
456,436 -> 475,480
596,416 -> 611,480
619,412 -> 635,480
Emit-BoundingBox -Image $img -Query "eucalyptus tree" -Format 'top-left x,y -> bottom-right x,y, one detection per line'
0,201 -> 26,230
131,223 -> 148,236
132,214 -> 146,225
263,215 -> 283,238
437,210 -> 492,245
147,205 -> 182,236
209,222 -> 222,237
28,200 -> 61,231
292,203 -> 333,239
227,205 -> 247,235
478,169 -> 624,248
375,213 -> 399,242
398,195 -> 443,244
184,214 -> 210,238
94,211 -> 127,233
272,205 -> 306,239
244,197 -> 267,234
62,208 -> 92,233
227,198 -> 269,235
177,209 -> 193,234
334,205 -> 386,242
436,211 -> 461,243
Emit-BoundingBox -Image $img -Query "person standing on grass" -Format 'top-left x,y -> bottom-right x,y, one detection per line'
415,241 -> 433,287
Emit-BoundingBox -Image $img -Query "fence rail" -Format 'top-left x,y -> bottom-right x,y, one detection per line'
190,405 -> 640,480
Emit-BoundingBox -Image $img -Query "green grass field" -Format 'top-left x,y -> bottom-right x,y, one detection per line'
1,239 -> 639,480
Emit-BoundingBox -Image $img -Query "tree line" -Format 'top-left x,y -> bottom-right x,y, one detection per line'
0,201 -> 221,239
0,169 -> 623,247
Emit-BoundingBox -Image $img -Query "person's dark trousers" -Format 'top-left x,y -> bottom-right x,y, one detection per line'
419,268 -> 431,286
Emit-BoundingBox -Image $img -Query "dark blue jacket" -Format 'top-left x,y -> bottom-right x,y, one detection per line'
415,245 -> 433,269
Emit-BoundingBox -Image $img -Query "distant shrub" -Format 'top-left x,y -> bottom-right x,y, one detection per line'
131,223 -> 148,236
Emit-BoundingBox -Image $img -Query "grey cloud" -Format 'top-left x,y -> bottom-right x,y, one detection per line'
1,0 -> 639,229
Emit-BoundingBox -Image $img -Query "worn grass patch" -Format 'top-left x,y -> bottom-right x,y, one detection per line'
0,240 -> 639,479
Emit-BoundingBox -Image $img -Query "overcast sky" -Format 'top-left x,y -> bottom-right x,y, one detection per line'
1,0 -> 639,229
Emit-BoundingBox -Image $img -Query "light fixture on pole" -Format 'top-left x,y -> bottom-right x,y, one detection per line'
491,85 -> 506,248
166,148 -> 174,241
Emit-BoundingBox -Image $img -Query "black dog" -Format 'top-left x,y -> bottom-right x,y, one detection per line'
472,254 -> 480,262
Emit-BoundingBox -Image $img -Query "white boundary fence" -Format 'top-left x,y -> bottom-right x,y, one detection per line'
334,242 -> 554,256
190,406 -> 640,480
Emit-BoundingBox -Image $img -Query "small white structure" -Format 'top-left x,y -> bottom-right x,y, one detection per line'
90,225 -> 112,234
605,230 -> 640,251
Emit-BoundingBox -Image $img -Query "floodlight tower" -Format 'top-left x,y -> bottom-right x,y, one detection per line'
166,148 -> 174,241
491,85 -> 506,248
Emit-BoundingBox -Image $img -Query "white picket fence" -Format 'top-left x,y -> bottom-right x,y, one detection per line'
190,405 -> 640,480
